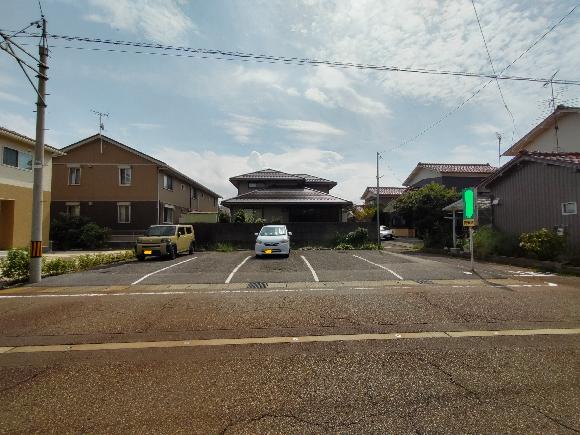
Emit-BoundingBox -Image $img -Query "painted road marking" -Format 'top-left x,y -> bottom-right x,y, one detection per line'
131,257 -> 198,285
0,288 -> 337,299
300,255 -> 319,282
509,270 -> 555,277
3,328 -> 579,355
225,255 -> 252,284
353,255 -> 404,280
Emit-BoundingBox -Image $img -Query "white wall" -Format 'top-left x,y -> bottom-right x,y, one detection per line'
0,138 -> 54,190
525,112 -> 580,153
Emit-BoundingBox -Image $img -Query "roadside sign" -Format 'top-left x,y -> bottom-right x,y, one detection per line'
462,187 -> 478,227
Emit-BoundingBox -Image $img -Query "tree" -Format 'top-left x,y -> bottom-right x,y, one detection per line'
392,183 -> 459,247
353,205 -> 376,222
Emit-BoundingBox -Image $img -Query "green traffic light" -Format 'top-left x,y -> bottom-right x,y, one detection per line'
463,188 -> 475,219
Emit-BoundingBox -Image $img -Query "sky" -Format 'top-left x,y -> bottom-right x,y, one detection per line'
1,0 -> 579,202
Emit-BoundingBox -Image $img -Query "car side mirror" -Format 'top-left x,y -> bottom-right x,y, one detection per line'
254,233 -> 259,236
288,232 -> 293,236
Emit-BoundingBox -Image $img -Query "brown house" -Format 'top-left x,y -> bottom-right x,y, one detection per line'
51,134 -> 220,232
221,169 -> 351,223
403,163 -> 496,190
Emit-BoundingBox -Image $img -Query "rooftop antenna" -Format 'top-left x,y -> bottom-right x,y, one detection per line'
91,109 -> 108,153
543,70 -> 560,152
495,132 -> 502,167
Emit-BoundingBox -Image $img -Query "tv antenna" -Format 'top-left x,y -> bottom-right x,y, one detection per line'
495,132 -> 502,167
543,71 -> 560,152
91,109 -> 109,153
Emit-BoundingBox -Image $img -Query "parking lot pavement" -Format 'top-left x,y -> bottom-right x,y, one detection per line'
229,252 -> 314,283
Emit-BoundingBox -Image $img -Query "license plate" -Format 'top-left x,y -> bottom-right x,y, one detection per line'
264,249 -> 272,254
144,250 -> 152,255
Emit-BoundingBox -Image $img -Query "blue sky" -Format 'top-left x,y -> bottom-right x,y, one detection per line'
1,0 -> 579,201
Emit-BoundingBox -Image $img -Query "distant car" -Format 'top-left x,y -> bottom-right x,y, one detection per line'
380,225 -> 394,240
255,225 -> 292,258
135,224 -> 195,261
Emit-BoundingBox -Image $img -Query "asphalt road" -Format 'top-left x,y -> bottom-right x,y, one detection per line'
1,249 -> 579,434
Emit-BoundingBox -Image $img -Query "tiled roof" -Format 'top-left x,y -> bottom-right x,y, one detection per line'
230,169 -> 336,185
363,186 -> 406,197
294,173 -> 335,184
0,126 -> 64,155
221,187 -> 351,206
417,163 -> 496,173
230,169 -> 304,181
403,162 -> 497,186
481,151 -> 580,188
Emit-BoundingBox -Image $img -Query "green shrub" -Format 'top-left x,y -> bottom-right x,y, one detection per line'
335,243 -> 354,250
343,227 -> 368,246
43,258 -> 76,276
50,213 -> 111,249
218,210 -> 230,223
0,249 -> 30,280
80,223 -> 111,249
233,210 -> 245,223
215,243 -> 235,252
359,242 -> 383,250
519,228 -> 566,261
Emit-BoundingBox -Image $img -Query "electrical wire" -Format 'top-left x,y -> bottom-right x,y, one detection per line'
384,2 -> 580,153
471,0 -> 517,142
4,30 -> 580,86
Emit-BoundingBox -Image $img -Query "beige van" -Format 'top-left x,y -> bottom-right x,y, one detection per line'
135,224 -> 195,261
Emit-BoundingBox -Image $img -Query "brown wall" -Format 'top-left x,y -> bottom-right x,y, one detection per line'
490,162 -> 580,248
158,173 -> 218,213
52,138 -> 158,201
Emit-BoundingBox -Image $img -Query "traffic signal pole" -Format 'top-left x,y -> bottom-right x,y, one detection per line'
29,18 -> 48,283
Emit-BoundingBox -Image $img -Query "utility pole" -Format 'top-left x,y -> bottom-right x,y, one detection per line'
30,18 -> 48,283
376,152 -> 381,247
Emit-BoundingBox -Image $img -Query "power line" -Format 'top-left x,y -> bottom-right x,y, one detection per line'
384,2 -> 579,153
5,30 -> 580,86
471,0 -> 517,142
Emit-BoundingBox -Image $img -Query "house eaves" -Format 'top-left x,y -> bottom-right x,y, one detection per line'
502,105 -> 580,156
0,126 -> 64,156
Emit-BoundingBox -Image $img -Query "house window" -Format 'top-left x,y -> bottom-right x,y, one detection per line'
562,202 -> 577,215
191,188 -> 197,200
2,146 -> 32,170
248,182 -> 265,188
181,184 -> 185,191
119,166 -> 132,186
68,167 -> 81,185
163,174 -> 173,190
163,205 -> 174,223
65,202 -> 80,217
117,202 -> 131,223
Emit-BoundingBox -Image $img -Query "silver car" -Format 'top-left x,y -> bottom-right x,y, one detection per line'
255,225 -> 292,257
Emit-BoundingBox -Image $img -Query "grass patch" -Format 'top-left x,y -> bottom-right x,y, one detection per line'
214,243 -> 236,252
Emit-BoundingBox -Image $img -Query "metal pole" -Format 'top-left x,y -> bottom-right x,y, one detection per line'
452,210 -> 457,249
29,18 -> 48,283
376,152 -> 380,247
469,227 -> 475,272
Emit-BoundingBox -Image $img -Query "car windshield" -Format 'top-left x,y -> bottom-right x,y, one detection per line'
259,227 -> 286,236
145,226 -> 176,236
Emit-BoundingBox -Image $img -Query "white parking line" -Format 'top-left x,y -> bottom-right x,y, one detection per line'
225,255 -> 252,284
300,255 -> 319,282
352,255 -> 403,280
131,257 -> 198,285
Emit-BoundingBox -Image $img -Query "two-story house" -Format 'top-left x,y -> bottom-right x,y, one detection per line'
0,127 -> 63,249
50,134 -> 220,233
403,162 -> 496,191
221,169 -> 351,223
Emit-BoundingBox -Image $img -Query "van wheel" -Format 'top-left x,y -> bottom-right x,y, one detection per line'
168,245 -> 177,260
137,255 -> 145,261
188,242 -> 194,255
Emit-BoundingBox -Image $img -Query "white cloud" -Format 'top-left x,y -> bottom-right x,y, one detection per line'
274,119 -> 345,136
153,146 -> 398,203
85,0 -> 196,44
304,68 -> 390,116
471,123 -> 502,136
0,91 -> 27,105
222,114 -> 266,144
0,112 -> 35,137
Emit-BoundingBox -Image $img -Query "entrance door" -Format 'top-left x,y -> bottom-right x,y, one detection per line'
0,200 -> 15,249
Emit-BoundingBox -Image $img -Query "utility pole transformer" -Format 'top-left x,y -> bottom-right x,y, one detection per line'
30,18 -> 48,283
